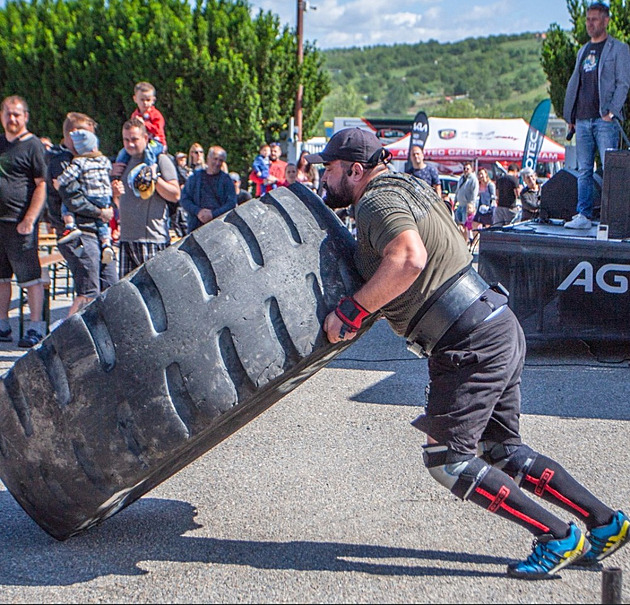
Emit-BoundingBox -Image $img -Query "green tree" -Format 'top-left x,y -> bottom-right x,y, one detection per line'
0,0 -> 330,175
434,98 -> 479,118
322,84 -> 366,120
541,23 -> 579,121
381,81 -> 411,115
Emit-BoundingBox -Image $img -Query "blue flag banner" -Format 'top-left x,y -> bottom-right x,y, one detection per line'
522,99 -> 551,171
405,111 -> 429,172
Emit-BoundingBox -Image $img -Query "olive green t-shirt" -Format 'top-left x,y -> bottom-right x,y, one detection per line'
354,171 -> 472,336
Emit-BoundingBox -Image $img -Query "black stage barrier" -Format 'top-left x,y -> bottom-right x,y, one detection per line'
477,221 -> 630,340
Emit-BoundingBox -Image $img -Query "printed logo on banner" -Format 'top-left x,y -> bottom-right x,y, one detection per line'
558,262 -> 630,294
522,98 -> 551,170
438,129 -> 456,140
405,110 -> 429,173
409,111 -> 429,151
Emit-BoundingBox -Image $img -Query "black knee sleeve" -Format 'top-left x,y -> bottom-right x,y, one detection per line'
423,444 -> 489,499
424,443 -> 569,536
479,441 -> 538,486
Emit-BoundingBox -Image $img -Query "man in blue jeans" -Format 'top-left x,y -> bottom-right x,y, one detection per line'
47,112 -> 118,317
563,1 -> 630,230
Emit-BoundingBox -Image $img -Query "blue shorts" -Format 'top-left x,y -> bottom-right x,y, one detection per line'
0,221 -> 42,286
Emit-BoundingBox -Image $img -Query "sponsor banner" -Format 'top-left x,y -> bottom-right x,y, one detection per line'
405,111 -> 429,172
389,147 -> 563,162
478,227 -> 630,340
522,99 -> 552,170
385,117 -> 565,163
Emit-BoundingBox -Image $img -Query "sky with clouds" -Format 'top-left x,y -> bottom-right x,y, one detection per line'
248,0 -> 573,49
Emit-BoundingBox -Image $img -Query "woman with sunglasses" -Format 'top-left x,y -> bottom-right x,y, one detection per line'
188,143 -> 206,172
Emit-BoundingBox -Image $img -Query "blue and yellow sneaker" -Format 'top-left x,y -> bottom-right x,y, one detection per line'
507,522 -> 590,579
575,510 -> 629,566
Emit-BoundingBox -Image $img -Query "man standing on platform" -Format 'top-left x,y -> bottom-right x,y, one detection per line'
563,0 -> 630,230
0,96 -> 47,347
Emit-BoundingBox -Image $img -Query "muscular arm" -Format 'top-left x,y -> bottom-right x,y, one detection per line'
324,229 -> 427,343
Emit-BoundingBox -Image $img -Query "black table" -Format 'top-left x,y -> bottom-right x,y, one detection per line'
477,220 -> 630,340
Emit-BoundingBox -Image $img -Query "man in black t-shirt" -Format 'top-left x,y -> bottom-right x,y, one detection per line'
563,1 -> 630,229
0,95 -> 47,347
493,163 -> 521,226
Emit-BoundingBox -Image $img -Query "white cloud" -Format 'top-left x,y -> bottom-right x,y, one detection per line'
249,0 -> 572,49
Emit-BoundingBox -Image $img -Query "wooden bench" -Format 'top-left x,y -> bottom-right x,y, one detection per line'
38,231 -> 74,297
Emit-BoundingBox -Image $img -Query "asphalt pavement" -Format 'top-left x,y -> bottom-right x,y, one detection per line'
0,285 -> 629,603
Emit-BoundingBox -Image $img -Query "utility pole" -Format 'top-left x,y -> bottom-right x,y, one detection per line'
295,0 -> 305,144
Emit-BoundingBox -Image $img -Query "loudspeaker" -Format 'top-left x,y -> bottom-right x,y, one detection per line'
539,169 -> 602,222
600,150 -> 630,239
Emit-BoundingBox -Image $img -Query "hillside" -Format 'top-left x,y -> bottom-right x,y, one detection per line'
320,32 -> 551,124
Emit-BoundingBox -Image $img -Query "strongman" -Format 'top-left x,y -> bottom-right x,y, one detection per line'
308,128 -> 629,579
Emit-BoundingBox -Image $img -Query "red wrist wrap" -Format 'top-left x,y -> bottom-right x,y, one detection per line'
335,296 -> 370,332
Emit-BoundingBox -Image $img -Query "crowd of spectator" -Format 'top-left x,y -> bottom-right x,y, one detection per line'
0,80 -> 307,347
0,78 -> 547,349
406,152 -> 541,247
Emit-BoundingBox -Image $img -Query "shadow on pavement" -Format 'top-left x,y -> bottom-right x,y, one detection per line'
0,492 -> 508,586
326,320 -> 630,421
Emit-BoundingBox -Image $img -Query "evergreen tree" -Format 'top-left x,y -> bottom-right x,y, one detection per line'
0,0 -> 330,174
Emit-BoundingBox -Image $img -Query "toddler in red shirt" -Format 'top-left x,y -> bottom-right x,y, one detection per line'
115,81 -> 167,167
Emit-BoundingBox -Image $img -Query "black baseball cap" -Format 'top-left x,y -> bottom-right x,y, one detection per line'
305,128 -> 391,165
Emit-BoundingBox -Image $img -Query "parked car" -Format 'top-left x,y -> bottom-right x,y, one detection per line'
439,175 -> 459,211
440,175 -> 458,197
376,128 -> 406,144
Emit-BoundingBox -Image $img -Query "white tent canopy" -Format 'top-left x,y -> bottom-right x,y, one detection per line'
385,117 -> 565,163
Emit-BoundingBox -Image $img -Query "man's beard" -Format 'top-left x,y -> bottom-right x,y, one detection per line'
322,177 -> 353,210
4,123 -> 22,134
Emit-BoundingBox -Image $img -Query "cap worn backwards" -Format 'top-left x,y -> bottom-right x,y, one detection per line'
305,128 -> 391,166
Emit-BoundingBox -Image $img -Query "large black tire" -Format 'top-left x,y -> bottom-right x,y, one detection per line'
0,185 -> 372,540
